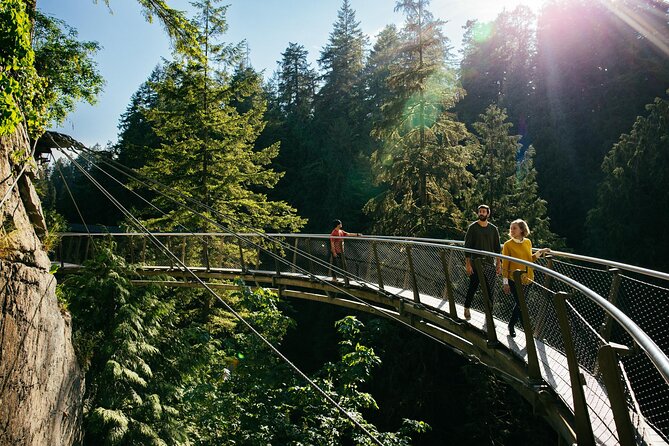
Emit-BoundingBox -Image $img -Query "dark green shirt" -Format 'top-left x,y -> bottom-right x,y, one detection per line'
464,221 -> 501,263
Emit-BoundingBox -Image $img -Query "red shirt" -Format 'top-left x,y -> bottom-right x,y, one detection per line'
330,228 -> 351,255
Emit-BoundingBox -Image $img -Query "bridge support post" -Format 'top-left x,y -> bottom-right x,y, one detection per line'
167,238 -> 175,270
307,238 -> 314,273
406,246 -> 420,303
237,238 -> 246,272
535,255 -> 554,337
341,254 -> 350,287
553,291 -> 595,446
597,343 -> 636,446
513,270 -> 542,382
291,238 -> 299,273
372,242 -> 384,291
440,250 -> 457,319
273,244 -> 281,276
75,236 -> 82,264
58,238 -> 64,267
84,236 -> 91,262
474,258 -> 498,345
599,268 -> 621,343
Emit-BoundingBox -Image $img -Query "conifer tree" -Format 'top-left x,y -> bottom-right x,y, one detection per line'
62,243 -> 185,445
310,0 -> 372,231
261,43 -> 319,222
139,0 -> 304,234
586,92 -> 669,271
530,0 -> 669,249
456,6 -> 536,131
277,42 -> 317,115
365,0 -> 474,237
471,105 -> 558,245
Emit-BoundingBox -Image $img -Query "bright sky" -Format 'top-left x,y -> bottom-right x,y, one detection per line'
37,0 -> 543,147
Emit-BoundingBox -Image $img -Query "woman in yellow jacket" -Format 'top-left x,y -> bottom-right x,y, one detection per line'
502,219 -> 551,337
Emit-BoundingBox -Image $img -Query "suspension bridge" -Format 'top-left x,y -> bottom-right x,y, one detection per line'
54,231 -> 669,446
30,137 -> 669,445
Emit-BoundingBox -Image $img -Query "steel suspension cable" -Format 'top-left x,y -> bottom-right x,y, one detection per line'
65,145 -> 469,357
56,147 -> 386,446
51,153 -> 91,236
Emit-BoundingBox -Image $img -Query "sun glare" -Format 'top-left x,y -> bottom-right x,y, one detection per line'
499,0 -> 546,13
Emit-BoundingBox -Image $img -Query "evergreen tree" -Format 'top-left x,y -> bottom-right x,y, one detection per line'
306,0 -> 372,231
365,0 -> 474,237
530,0 -> 669,250
260,43 -> 319,224
276,42 -> 317,115
586,92 -> 669,271
62,243 -> 185,445
139,0 -> 305,234
456,6 -> 536,136
364,25 -> 401,133
114,67 -> 163,170
471,104 -> 558,245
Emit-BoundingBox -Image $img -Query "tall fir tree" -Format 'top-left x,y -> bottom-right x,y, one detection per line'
530,0 -> 669,250
471,105 -> 558,245
139,0 -> 304,234
260,43 -> 319,225
456,6 -> 536,138
586,92 -> 669,271
310,0 -> 372,231
364,25 -> 401,134
365,0 -> 474,237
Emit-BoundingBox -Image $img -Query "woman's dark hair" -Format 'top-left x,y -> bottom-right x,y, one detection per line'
332,219 -> 342,228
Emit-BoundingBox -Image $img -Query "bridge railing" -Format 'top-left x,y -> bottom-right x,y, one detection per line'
53,232 -> 669,445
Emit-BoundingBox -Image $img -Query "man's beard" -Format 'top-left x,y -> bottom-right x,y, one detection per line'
478,215 -> 488,221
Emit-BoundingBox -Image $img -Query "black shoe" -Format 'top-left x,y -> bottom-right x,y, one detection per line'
508,325 -> 516,338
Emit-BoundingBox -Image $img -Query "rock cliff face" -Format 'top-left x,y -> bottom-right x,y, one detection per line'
0,126 -> 83,445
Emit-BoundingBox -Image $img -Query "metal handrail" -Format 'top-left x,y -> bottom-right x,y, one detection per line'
59,232 -> 669,282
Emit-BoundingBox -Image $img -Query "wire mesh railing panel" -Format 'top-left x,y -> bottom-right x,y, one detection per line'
551,260 -> 610,335
615,276 -> 669,355
409,244 -> 446,302
622,351 -> 669,443
373,240 -> 412,293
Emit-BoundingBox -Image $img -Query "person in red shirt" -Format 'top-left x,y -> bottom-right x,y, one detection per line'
329,219 -> 362,280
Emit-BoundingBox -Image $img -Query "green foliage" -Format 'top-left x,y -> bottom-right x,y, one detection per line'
308,0 -> 374,231
136,0 -> 304,234
0,0 -> 46,137
366,0 -> 475,237
471,104 -> 559,246
32,11 -> 104,126
531,0 -> 669,249
61,241 -> 184,445
587,92 -> 669,271
456,6 -> 536,130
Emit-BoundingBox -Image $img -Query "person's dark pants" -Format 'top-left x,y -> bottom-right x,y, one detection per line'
508,280 -> 529,329
464,262 -> 497,309
330,253 -> 345,279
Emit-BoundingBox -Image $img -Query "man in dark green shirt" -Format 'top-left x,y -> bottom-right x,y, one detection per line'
463,204 -> 501,320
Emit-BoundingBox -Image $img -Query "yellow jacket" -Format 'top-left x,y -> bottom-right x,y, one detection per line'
502,238 -> 534,284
